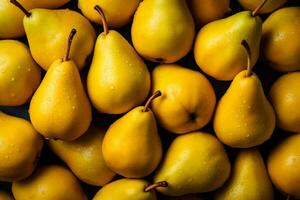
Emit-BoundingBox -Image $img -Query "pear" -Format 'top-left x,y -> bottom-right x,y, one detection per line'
87,6 -> 150,114
262,7 -> 300,72
10,0 -> 96,70
131,0 -> 195,63
214,40 -> 275,148
154,132 -> 231,196
0,190 -> 14,200
12,165 -> 87,200
78,0 -> 140,27
102,91 -> 163,178
93,179 -> 168,200
194,0 -> 268,80
189,0 -> 230,26
151,64 -> 216,134
29,29 -> 92,141
267,134 -> 300,199
269,72 -> 300,133
238,0 -> 287,14
0,112 -> 43,182
0,40 -> 41,106
48,125 -> 116,186
214,148 -> 274,200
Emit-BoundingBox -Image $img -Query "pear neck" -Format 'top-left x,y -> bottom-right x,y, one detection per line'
10,0 -> 31,17
142,91 -> 162,112
94,5 -> 109,35
144,181 -> 168,192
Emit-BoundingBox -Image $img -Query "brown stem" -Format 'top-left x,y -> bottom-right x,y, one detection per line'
241,40 -> 252,77
94,5 -> 109,35
63,28 -> 77,62
252,0 -> 268,16
144,181 -> 168,192
10,0 -> 31,17
143,91 -> 162,112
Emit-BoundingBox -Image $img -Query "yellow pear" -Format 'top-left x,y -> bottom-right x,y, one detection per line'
262,7 -> 300,72
102,91 -> 163,178
268,134 -> 300,199
214,148 -> 274,200
189,0 -> 230,26
131,0 -> 195,63
238,0 -> 287,14
12,165 -> 87,200
0,190 -> 14,200
10,0 -> 96,70
48,125 -> 116,186
29,29 -> 92,141
87,6 -> 150,114
154,132 -> 231,196
151,64 -> 216,134
194,1 -> 267,80
269,72 -> 300,133
214,40 -> 275,148
0,40 -> 41,106
93,179 -> 167,200
0,112 -> 43,182
78,0 -> 140,27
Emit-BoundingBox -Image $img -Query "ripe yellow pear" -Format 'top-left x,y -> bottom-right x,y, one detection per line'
93,179 -> 167,200
0,40 -> 41,106
151,64 -> 216,134
48,125 -> 116,186
214,148 -> 274,200
102,91 -> 163,178
268,134 -> 300,199
269,72 -> 300,133
29,29 -> 92,141
194,1 -> 267,80
10,0 -> 96,71
238,0 -> 287,14
131,0 -> 195,63
87,6 -> 150,114
262,7 -> 300,72
189,0 -> 230,26
78,0 -> 140,27
12,165 -> 87,200
214,41 -> 275,148
154,132 -> 231,196
0,112 -> 43,182
0,190 -> 14,200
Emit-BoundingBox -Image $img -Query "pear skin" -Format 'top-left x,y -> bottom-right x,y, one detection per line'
238,0 -> 287,14
154,132 -> 231,196
10,0 -> 96,70
214,148 -> 274,200
0,112 -> 43,182
78,0 -> 140,27
151,64 -> 216,134
0,190 -> 14,200
93,179 -> 165,200
87,6 -> 150,114
262,7 -> 300,72
29,29 -> 92,141
48,125 -> 116,186
131,0 -> 195,63
12,165 -> 87,200
268,134 -> 300,199
102,92 -> 163,178
269,72 -> 300,133
194,6 -> 265,80
0,40 -> 41,106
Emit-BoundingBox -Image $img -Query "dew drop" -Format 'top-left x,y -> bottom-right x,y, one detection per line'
11,77 -> 15,81
11,93 -> 15,97
27,68 -> 32,72
72,106 -> 76,110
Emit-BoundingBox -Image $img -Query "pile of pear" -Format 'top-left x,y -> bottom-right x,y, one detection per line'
0,0 -> 300,199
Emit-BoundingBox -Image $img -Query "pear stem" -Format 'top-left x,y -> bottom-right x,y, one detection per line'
10,0 -> 31,17
144,181 -> 168,192
63,28 -> 77,62
143,91 -> 162,112
241,40 -> 252,77
94,5 -> 109,35
252,0 -> 268,16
